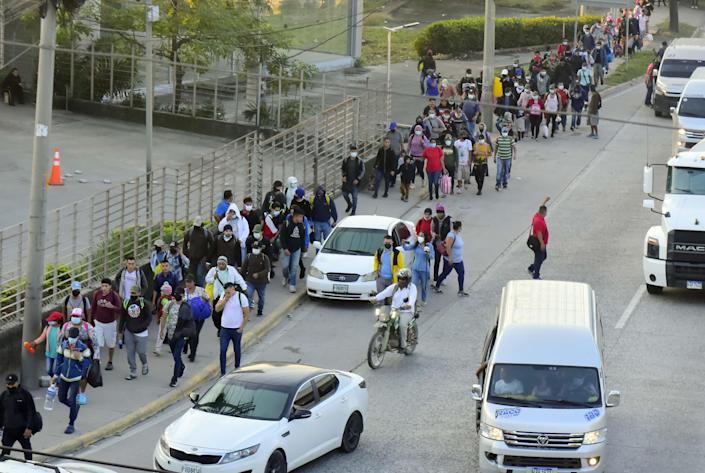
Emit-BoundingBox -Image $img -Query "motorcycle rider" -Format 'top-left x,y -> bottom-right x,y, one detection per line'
371,268 -> 417,352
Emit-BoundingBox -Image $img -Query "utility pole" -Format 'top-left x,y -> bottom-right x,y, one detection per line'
480,0 -> 495,132
145,0 -> 156,214
383,22 -> 419,126
22,0 -> 58,388
0,0 -> 5,69
668,0 -> 678,33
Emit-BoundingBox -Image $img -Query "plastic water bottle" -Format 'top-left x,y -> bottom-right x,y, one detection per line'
44,385 -> 57,411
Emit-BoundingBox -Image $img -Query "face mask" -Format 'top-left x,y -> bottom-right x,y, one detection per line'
424,214 -> 431,220
72,289 -> 80,297
71,317 -> 81,325
273,210 -> 281,217
533,94 -> 539,99
465,73 -> 471,78
244,204 -> 253,211
502,132 -> 509,137
563,41 -> 568,45
68,337 -> 78,345
252,248 -> 261,256
414,130 -> 422,136
417,236 -> 425,244
253,232 -> 262,240
505,92 -> 511,96
48,321 -> 58,326
513,63 -> 518,67
540,72 -> 546,76
384,243 -> 392,250
350,152 -> 358,158
469,95 -> 476,100
445,140 -> 452,146
223,233 -> 233,241
428,113 -> 436,118
558,85 -> 564,90
479,139 -> 485,144
429,143 -> 437,148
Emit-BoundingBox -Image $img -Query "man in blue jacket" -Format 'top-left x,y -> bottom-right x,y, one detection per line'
53,327 -> 91,434
310,185 -> 337,243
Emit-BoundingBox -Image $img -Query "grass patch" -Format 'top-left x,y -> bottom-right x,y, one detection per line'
495,0 -> 566,12
361,26 -> 420,65
655,19 -> 696,39
605,50 -> 655,86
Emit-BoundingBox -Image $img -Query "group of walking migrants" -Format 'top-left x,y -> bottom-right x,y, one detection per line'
14,180 -> 339,437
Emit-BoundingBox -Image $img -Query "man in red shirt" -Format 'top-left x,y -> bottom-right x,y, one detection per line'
422,138 -> 446,200
91,277 -> 122,370
528,197 -> 550,280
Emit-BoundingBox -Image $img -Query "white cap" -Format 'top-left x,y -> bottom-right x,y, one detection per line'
71,307 -> 83,317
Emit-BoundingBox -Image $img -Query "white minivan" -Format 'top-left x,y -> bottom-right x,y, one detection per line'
673,67 -> 705,154
653,38 -> 705,117
473,280 -> 620,473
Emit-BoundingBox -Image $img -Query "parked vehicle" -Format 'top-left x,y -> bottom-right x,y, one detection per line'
653,38 -> 705,117
672,67 -> 705,154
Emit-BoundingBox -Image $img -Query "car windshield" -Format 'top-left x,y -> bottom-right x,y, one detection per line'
660,59 -> 705,78
194,378 -> 290,421
667,166 -> 705,195
322,228 -> 388,256
678,97 -> 705,118
488,364 -> 602,408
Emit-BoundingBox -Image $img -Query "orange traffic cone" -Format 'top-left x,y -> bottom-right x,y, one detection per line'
48,147 -> 64,186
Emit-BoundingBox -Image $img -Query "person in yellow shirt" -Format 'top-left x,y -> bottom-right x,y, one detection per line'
373,234 -> 406,304
472,136 -> 492,195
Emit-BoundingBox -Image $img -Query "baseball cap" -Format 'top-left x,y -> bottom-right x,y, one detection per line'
47,311 -> 63,323
435,203 -> 445,212
193,216 -> 203,227
390,121 -> 397,130
130,285 -> 141,295
253,224 -> 262,233
384,234 -> 393,240
295,187 -> 305,198
169,241 -> 178,248
217,255 -> 228,263
70,281 -> 81,291
5,373 -> 19,384
71,307 -> 83,317
154,238 -> 165,248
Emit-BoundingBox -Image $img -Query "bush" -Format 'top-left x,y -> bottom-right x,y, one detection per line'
413,15 -> 602,57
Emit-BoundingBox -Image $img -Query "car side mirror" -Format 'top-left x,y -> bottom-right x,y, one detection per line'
643,199 -> 655,210
312,240 -> 322,251
606,390 -> 621,408
289,409 -> 312,421
643,166 -> 653,195
189,392 -> 200,404
471,384 -> 483,402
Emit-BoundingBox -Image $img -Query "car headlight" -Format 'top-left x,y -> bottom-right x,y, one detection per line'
361,271 -> 377,282
583,428 -> 607,445
220,444 -> 260,464
678,128 -> 686,136
159,434 -> 169,454
647,236 -> 659,259
479,422 -> 504,441
309,266 -> 325,279
655,81 -> 666,94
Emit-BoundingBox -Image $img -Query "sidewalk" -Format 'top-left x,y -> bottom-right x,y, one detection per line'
24,183 -> 430,455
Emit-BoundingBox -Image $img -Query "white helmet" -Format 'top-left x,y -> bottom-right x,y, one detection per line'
397,268 -> 412,280
501,69 -> 509,76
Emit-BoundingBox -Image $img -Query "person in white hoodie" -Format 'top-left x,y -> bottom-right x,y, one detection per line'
284,176 -> 299,210
218,203 -> 250,266
205,256 -> 247,334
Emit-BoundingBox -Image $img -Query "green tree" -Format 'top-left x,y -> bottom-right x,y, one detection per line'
99,0 -> 288,110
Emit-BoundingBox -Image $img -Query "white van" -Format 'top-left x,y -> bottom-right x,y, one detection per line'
653,38 -> 705,117
673,67 -> 705,153
472,280 -> 620,473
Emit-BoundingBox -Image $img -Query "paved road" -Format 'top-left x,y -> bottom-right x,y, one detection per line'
51,81 -> 705,473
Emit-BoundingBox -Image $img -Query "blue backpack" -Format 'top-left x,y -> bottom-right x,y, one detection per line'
190,296 -> 212,321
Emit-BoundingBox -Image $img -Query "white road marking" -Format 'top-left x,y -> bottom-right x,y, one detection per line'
616,285 -> 646,329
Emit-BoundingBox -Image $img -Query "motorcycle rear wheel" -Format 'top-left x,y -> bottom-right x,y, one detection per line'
367,331 -> 386,369
404,321 -> 418,355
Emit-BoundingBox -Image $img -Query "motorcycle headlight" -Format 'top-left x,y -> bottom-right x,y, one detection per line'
361,271 -> 377,282
159,434 -> 169,454
479,422 -> 504,441
309,266 -> 325,279
220,444 -> 260,464
583,428 -> 607,445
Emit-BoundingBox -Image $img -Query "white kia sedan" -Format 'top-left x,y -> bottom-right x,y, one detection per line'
306,215 -> 415,300
154,362 -> 368,473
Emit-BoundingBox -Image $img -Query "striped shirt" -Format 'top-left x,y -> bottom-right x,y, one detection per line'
495,136 -> 514,160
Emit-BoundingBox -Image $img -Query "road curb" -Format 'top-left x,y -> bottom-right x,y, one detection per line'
38,290 -> 307,459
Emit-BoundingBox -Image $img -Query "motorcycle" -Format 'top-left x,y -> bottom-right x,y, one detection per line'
367,300 -> 419,369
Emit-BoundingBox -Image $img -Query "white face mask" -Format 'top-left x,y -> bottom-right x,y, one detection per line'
272,210 -> 281,217
533,94 -> 539,99
414,130 -> 422,136
558,85 -> 564,90
469,94 -> 476,100
223,233 -> 233,241
252,248 -> 261,256
68,337 -> 78,345
502,132 -> 509,137
428,113 -> 436,118
70,317 -> 81,325
244,204 -> 253,211
253,232 -> 262,240
429,143 -> 437,148
350,152 -> 358,158
445,140 -> 452,146
478,139 -> 485,144
417,236 -> 425,244
48,321 -> 58,326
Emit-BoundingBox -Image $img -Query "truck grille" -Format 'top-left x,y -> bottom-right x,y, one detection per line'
503,455 -> 582,469
169,448 -> 221,464
685,130 -> 705,140
669,231 -> 705,263
326,272 -> 359,282
503,431 -> 584,449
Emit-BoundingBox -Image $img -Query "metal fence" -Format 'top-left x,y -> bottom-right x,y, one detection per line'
0,86 -> 386,327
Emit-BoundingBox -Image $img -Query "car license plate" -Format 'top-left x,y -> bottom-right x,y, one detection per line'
181,464 -> 201,473
687,280 -> 703,290
333,284 -> 349,293
531,468 -> 556,473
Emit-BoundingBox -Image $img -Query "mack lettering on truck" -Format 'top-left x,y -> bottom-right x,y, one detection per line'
674,244 -> 705,253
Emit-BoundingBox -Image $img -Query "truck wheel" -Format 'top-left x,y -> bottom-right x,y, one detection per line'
646,284 -> 663,295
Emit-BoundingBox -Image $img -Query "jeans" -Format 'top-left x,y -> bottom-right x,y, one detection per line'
435,260 -> 465,291
412,269 -> 430,302
194,259 -> 208,287
560,112 -> 568,131
46,356 -> 56,377
282,249 -> 301,287
645,84 -> 653,105
592,63 -> 604,85
433,246 -> 446,281
58,378 -> 81,425
529,247 -> 547,279
124,330 -> 148,375
373,169 -> 391,196
468,121 -> 476,138
313,221 -> 332,243
496,158 -> 512,188
169,337 -> 186,383
529,115 -> 542,138
219,327 -> 242,375
2,427 -> 32,460
187,319 -> 205,359
580,84 -> 589,102
571,107 -> 582,128
376,277 -> 394,305
427,171 -> 441,199
342,187 -> 359,215
247,283 -> 267,313
419,71 -> 426,94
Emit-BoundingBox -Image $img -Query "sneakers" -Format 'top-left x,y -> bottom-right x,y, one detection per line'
345,204 -> 351,213
76,393 -> 87,405
476,190 -> 482,195
142,364 -> 149,376
410,183 -> 415,189
105,361 -> 113,371
169,378 -> 177,388
382,193 -> 388,198
64,424 -> 75,435
458,291 -> 469,297
495,185 -> 500,191
288,285 -> 296,293
281,277 -> 287,287
257,311 -> 263,317
527,266 -> 534,275
179,363 -> 186,378
432,286 -> 443,294
125,373 -> 137,380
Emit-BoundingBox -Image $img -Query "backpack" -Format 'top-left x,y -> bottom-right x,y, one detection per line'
375,248 -> 400,267
190,296 -> 212,321
64,295 -> 89,315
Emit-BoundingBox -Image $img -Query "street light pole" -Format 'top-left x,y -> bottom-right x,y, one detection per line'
145,0 -> 155,179
481,0 -> 495,132
22,0 -> 58,388
384,22 -> 419,125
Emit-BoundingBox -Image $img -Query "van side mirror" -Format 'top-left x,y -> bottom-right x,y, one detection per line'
189,392 -> 200,404
471,384 -> 483,402
289,409 -> 312,421
643,199 -> 655,210
312,240 -> 322,251
606,390 -> 621,408
643,166 -> 654,195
